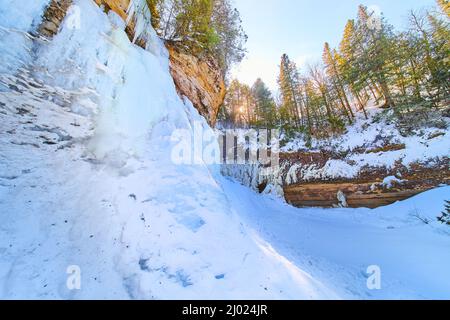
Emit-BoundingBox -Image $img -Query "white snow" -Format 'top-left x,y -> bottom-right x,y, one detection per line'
281,110 -> 450,181
0,0 -> 50,31
1,0 -> 449,300
0,0 -> 50,74
220,178 -> 450,299
0,0 -> 335,299
382,176 -> 404,189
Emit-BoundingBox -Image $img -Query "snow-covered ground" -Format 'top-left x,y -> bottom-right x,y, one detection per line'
0,0 -> 449,300
220,177 -> 450,299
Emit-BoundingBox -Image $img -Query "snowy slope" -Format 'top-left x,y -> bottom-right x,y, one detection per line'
1,0 -> 449,300
220,177 -> 450,299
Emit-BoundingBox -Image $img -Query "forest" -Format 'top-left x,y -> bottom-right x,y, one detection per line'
144,0 -> 247,73
219,0 -> 449,146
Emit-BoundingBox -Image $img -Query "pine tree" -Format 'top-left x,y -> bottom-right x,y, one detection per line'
157,0 -> 246,73
338,19 -> 369,118
308,63 -> 345,133
408,9 -> 449,109
323,43 -> 354,123
278,54 -> 303,129
221,79 -> 258,128
437,200 -> 450,225
428,13 -> 450,101
211,0 -> 247,73
252,79 -> 277,128
355,5 -> 396,108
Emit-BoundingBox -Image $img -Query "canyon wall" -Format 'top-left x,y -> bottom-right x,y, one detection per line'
222,148 -> 449,209
166,43 -> 226,126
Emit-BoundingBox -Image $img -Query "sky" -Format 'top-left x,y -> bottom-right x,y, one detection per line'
231,0 -> 437,92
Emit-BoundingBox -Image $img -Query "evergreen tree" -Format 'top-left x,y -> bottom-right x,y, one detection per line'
355,5 -> 396,108
252,79 -> 277,128
437,200 -> 450,225
156,0 -> 246,73
323,42 -> 354,123
338,19 -> 369,118
211,0 -> 247,73
278,54 -> 302,129
221,79 -> 257,128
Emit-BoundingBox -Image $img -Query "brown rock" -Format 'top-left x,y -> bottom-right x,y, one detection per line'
93,0 -> 130,21
282,156 -> 449,209
38,0 -> 73,38
166,43 -> 226,126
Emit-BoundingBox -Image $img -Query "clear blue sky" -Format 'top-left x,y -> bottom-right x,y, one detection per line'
231,0 -> 437,91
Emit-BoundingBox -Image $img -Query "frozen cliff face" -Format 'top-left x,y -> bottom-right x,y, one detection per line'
108,0 -> 227,126
0,0 -> 51,74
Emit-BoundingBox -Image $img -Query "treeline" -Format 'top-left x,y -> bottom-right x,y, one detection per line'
218,78 -> 278,128
145,0 -> 247,73
219,1 -> 449,141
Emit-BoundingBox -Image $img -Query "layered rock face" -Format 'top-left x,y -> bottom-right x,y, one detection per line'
166,44 -> 226,126
93,0 -> 130,20
38,0 -> 226,126
282,157 -> 449,208
222,145 -> 449,209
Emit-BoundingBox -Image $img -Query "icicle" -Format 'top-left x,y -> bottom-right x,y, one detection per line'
126,0 -> 154,46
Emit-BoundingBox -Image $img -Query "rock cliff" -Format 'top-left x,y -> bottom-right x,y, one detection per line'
166,43 -> 226,126
38,0 -> 226,126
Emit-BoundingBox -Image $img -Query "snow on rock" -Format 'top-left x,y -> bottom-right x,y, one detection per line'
302,160 -> 359,181
226,109 -> 449,198
382,176 -> 404,189
336,190 -> 348,208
